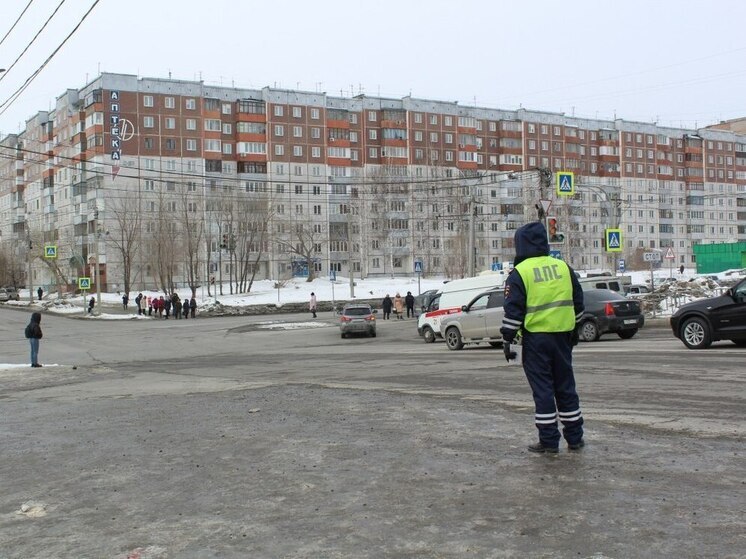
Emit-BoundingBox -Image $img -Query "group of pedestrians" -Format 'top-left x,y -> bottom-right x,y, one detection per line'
380,291 -> 415,320
133,293 -> 197,319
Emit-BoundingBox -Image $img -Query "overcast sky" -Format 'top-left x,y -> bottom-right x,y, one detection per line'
1,0 -> 745,134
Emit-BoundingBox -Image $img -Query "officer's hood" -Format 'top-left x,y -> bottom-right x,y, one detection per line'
514,221 -> 549,265
31,312 -> 41,324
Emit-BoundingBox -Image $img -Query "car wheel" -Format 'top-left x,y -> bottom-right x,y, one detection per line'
422,326 -> 436,344
445,326 -> 464,350
732,340 -> 746,347
681,317 -> 711,349
340,332 -> 346,339
370,330 -> 377,338
579,320 -> 600,342
617,329 -> 637,339
489,341 -> 502,348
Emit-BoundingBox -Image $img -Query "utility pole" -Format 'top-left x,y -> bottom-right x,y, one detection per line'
26,220 -> 33,303
467,196 -> 476,277
93,208 -> 102,312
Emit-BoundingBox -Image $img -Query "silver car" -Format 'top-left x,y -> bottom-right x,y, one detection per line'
439,288 -> 505,350
0,287 -> 20,302
339,304 -> 377,338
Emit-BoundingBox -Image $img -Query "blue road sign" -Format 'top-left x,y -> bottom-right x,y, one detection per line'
491,262 -> 503,271
414,260 -> 423,273
556,171 -> 574,195
619,258 -> 626,273
549,250 -> 562,260
605,228 -> 623,252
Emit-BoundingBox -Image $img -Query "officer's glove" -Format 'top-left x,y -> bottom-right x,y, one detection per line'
504,343 -> 517,362
571,327 -> 579,347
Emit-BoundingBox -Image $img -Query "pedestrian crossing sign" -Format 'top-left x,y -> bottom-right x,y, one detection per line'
78,277 -> 91,290
605,228 -> 623,252
44,245 -> 57,258
556,171 -> 574,196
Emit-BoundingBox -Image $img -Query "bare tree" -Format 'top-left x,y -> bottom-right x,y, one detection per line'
107,194 -> 141,298
233,195 -> 273,293
144,189 -> 179,295
277,210 -> 325,282
178,184 -> 205,298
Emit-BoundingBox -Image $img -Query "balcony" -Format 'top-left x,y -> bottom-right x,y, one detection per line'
11,210 -> 26,224
44,204 -> 55,214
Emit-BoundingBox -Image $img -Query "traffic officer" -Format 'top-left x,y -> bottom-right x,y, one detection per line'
500,221 -> 585,453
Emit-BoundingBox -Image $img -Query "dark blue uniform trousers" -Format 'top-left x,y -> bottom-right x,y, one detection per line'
521,332 -> 583,447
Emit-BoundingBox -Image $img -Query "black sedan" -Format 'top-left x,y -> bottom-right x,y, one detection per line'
670,277 -> 746,349
577,289 -> 645,342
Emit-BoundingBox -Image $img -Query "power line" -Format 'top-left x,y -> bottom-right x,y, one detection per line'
0,0 -> 101,116
0,0 -> 35,49
0,0 -> 66,84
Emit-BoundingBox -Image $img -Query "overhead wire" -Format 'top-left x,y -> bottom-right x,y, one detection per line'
0,0 -> 101,116
0,0 -> 35,49
0,0 -> 67,84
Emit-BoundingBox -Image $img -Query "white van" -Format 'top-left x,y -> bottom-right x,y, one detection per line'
417,271 -> 507,343
578,275 -> 631,293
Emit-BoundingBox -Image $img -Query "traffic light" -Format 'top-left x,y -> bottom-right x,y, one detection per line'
547,217 -> 565,244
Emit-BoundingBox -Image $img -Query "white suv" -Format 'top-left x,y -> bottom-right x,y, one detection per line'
438,288 -> 505,350
0,287 -> 20,302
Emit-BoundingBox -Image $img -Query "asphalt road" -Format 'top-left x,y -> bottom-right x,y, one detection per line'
0,308 -> 744,558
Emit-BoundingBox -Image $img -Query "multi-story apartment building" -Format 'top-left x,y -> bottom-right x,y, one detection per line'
1,72 -> 745,293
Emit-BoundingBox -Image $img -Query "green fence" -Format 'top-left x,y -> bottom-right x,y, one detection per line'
693,242 -> 746,274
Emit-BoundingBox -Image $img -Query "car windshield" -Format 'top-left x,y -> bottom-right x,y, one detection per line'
344,307 -> 371,316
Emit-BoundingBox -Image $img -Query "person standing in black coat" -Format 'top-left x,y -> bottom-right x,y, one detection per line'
405,291 -> 415,318
381,294 -> 392,320
25,312 -> 43,367
190,297 -> 197,318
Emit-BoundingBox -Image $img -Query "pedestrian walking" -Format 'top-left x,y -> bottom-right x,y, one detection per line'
135,293 -> 142,315
310,292 -> 317,318
183,299 -> 189,319
173,294 -> 182,320
147,296 -> 153,316
37,287 -> 43,301
164,297 -> 172,319
122,293 -> 129,310
382,295 -> 392,320
500,221 -> 585,454
189,297 -> 196,318
24,312 -> 43,368
88,296 -> 95,314
405,291 -> 415,318
394,293 -> 404,320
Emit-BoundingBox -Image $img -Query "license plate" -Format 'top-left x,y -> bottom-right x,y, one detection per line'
624,319 -> 637,325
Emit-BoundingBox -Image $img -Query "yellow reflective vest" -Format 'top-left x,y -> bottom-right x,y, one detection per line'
515,256 -> 575,332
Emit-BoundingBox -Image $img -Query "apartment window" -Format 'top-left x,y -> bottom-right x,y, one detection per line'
205,119 -> 221,131
528,123 -> 536,133
185,139 -> 197,151
274,125 -> 284,136
430,132 -> 438,143
165,117 -> 176,129
144,137 -> 154,149
295,184 -> 303,194
293,146 -> 302,157
369,129 -> 377,140
221,103 -> 231,115
186,118 -> 196,130
143,95 -> 154,107
222,123 -> 232,135
223,143 -> 233,154
274,105 -> 283,117
144,180 -> 155,191
311,146 -> 321,158
414,113 -> 422,123
368,110 -> 377,122
349,113 -> 358,124
205,160 -> 222,172
204,139 -> 221,152
415,131 -> 423,142
445,133 -> 453,144
311,127 -> 321,139
369,147 -> 378,158
293,126 -> 303,137
143,116 -> 155,128
275,144 -> 284,156
310,108 -> 320,120
185,98 -> 196,110
165,138 -> 176,150
292,106 -> 302,118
